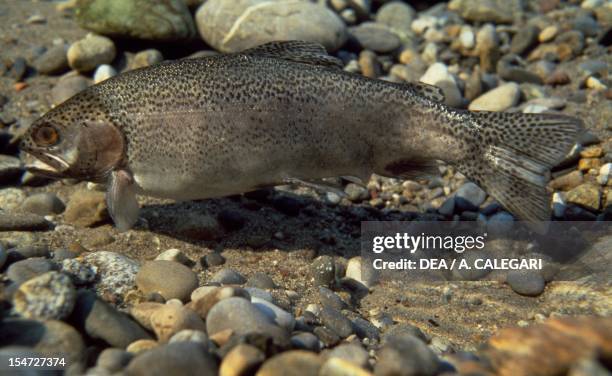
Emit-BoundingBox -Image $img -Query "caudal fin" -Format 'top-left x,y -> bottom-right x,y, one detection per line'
457,112 -> 582,222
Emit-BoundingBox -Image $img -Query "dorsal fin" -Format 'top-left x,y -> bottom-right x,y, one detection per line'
406,82 -> 446,103
240,41 -> 343,69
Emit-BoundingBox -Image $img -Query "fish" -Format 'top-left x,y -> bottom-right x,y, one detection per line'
20,40 -> 582,231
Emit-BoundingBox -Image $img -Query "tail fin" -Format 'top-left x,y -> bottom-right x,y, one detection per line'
457,112 -> 582,222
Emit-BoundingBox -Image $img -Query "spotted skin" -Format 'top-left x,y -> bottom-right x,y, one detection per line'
21,41 -> 582,227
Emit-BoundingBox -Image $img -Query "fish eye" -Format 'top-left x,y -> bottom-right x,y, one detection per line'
32,125 -> 60,147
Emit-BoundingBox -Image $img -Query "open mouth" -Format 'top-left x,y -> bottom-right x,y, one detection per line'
24,153 -> 70,178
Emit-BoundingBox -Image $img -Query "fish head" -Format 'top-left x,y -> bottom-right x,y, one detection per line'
21,102 -> 125,181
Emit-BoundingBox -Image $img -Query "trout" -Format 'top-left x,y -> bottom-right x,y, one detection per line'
21,41 -> 581,230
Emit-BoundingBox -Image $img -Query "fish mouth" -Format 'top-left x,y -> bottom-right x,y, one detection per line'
24,153 -> 71,178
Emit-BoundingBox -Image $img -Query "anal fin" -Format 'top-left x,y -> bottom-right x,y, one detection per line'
107,169 -> 140,232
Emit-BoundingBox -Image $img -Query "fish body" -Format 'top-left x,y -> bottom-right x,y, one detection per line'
21,41 -> 581,230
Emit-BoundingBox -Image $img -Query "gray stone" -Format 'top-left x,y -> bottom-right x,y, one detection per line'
319,306 -> 353,338
7,258 -> 55,285
206,297 -> 288,344
20,193 -> 65,215
376,2 -> 416,35
506,270 -> 545,296
375,334 -> 439,376
196,0 -> 347,53
61,258 -> 97,285
7,57 -> 27,81
257,350 -> 323,376
202,252 -> 226,267
349,22 -> 401,53
0,213 -> 51,232
34,44 -> 69,75
252,296 -> 295,331
311,255 -> 335,287
318,286 -> 347,311
327,343 -> 369,368
96,348 -> 133,373
174,213 -> 222,240
510,25 -> 539,55
0,155 -> 22,184
71,290 -> 151,348
211,268 -> 247,285
83,251 -> 140,302
345,183 -> 370,202
245,272 -> 276,289
448,0 -> 522,23
67,33 -> 116,72
136,260 -> 198,301
76,0 -> 196,42
291,332 -> 321,352
7,244 -> 50,261
51,73 -> 90,105
126,341 -> 217,375
419,62 -> 463,108
0,319 -> 85,364
13,271 -> 76,320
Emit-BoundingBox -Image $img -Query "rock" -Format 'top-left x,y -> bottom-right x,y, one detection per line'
0,246 -> 6,269
345,183 -> 369,202
272,195 -> 302,216
468,83 -> 520,111
314,326 -> 341,347
319,306 -> 353,338
459,25 -> 476,49
497,57 -> 543,84
244,287 -> 273,302
20,193 -> 65,215
13,271 -> 76,320
67,33 -> 116,72
506,270 -> 545,296
318,286 -> 347,311
252,296 -> 295,331
320,358 -> 373,376
455,182 -> 487,211
150,304 -> 206,342
64,190 -> 109,227
257,350 -> 324,376
0,155 -> 22,184
375,334 -> 439,376
71,290 -> 151,348
202,252 -> 226,267
556,31 -> 585,61
550,170 -> 581,191
34,44 -> 69,74
0,319 -> 85,363
566,184 -> 601,211
130,302 -> 164,330
349,22 -> 401,53
376,2 -> 415,36
155,248 -> 191,266
598,163 -> 611,185
125,342 -> 217,375
169,329 -> 210,346
130,49 -> 164,69
312,255 -> 335,287
510,25 -> 539,55
0,187 -> 26,211
291,332 -> 321,351
346,256 -> 377,288
448,0 -> 522,23
358,50 -> 381,78
246,272 -> 276,289
76,0 -> 195,42
96,348 -> 133,373
6,258 -> 55,285
174,213 -> 222,240
327,343 -> 369,368
51,72 -> 90,105
126,339 -> 159,353
191,286 -> 250,318
219,343 -> 266,376
61,258 -> 96,286
93,64 -> 117,83
7,57 -> 27,81
196,0 -> 347,53
545,70 -> 571,86
538,25 -> 558,42
206,297 -> 288,344
211,268 -> 247,285
480,316 -> 612,376
82,251 -> 139,302
419,63 -> 463,108
0,213 -> 51,231
136,260 -> 198,301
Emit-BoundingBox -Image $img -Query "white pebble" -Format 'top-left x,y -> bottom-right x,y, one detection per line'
93,64 -> 117,84
459,25 -> 475,49
598,163 -> 611,185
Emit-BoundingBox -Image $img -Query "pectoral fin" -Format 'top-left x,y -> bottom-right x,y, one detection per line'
107,169 -> 139,232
